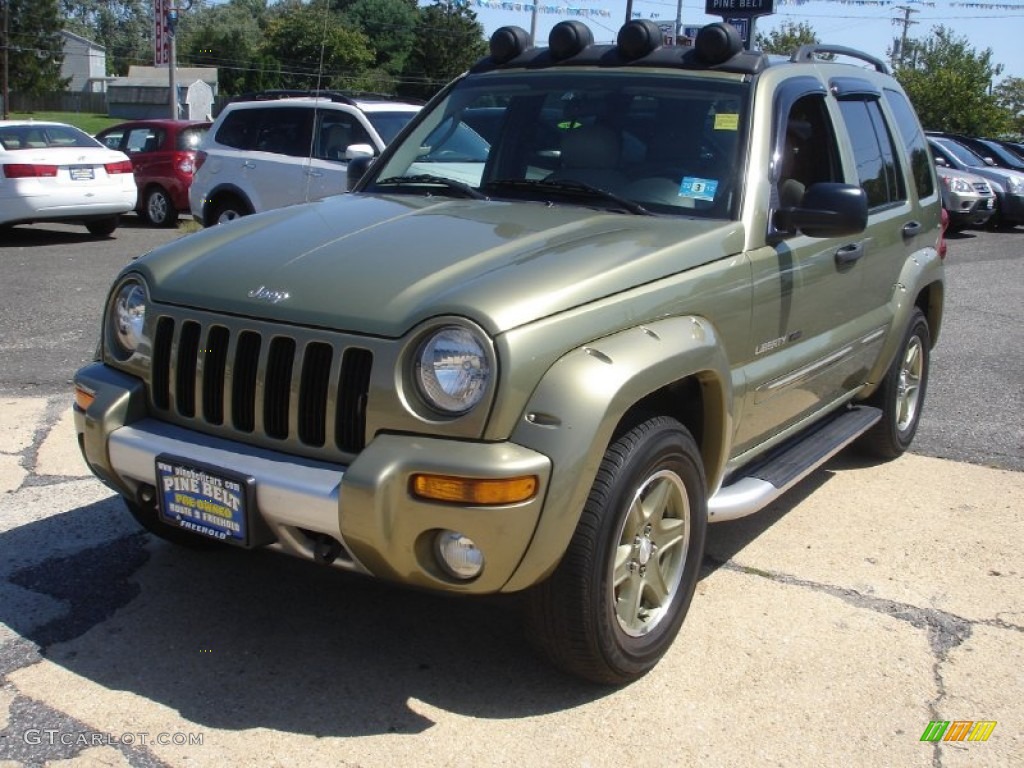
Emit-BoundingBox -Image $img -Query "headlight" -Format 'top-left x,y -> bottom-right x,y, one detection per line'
1005,175 -> 1024,194
949,177 -> 971,194
415,325 -> 491,414
109,278 -> 147,359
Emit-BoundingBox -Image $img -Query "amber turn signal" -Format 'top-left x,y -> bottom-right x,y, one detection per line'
74,385 -> 95,412
410,474 -> 538,505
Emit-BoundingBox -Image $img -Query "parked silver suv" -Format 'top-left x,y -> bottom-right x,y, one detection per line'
189,91 -> 420,225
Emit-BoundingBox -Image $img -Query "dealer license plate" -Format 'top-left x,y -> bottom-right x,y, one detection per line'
156,456 -> 253,545
69,166 -> 94,181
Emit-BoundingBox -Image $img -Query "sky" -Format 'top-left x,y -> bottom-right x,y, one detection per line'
458,0 -> 1024,83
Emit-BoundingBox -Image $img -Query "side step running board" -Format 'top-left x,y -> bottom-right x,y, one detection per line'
708,405 -> 882,522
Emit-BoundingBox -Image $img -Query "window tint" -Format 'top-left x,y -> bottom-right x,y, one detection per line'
125,128 -> 162,153
777,94 -> 843,207
882,88 -> 935,199
315,113 -> 372,161
253,108 -> 313,157
364,111 -> 417,145
178,126 -> 209,151
838,98 -> 906,208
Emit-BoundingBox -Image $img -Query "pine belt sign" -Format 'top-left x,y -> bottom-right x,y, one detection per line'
154,0 -> 171,66
704,0 -> 775,15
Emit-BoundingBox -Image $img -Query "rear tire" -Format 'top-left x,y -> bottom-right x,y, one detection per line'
209,196 -> 249,225
524,416 -> 707,684
859,307 -> 931,459
85,216 -> 119,237
143,186 -> 176,227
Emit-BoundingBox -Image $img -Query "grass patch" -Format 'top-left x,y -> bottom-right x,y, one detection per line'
7,111 -> 123,135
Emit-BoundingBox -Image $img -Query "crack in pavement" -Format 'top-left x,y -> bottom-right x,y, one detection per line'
709,556 -> 1024,768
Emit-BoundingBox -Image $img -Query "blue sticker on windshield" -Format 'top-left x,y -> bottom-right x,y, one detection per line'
679,177 -> 718,201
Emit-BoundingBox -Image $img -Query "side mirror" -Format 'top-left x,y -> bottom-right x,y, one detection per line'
345,143 -> 375,161
346,154 -> 375,189
933,157 -> 948,167
982,156 -> 996,166
774,182 -> 868,239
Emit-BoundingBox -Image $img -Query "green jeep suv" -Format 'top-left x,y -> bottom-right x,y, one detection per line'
75,21 -> 945,684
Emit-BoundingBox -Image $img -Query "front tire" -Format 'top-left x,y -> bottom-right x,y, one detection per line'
859,307 -> 931,459
143,186 -> 176,227
85,216 -> 119,237
524,417 -> 707,684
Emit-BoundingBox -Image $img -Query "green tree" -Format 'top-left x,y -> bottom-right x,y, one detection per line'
344,0 -> 419,76
3,0 -> 68,93
399,0 -> 486,101
264,0 -> 375,91
993,76 -> 1024,136
895,26 -> 1011,135
61,0 -> 152,77
178,0 -> 277,96
755,21 -> 818,56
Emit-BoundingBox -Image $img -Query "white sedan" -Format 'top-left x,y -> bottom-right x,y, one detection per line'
0,120 -> 137,236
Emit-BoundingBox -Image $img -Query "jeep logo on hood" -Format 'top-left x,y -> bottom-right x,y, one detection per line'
247,286 -> 290,304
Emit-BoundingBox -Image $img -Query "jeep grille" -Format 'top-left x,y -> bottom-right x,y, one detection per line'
150,314 -> 372,455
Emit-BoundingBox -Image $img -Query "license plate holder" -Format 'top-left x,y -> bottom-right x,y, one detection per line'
155,455 -> 255,547
69,166 -> 95,181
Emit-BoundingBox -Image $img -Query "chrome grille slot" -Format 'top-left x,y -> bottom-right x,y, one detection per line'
264,336 -> 295,439
147,311 -> 374,460
202,325 -> 230,424
232,331 -> 261,433
175,321 -> 201,417
298,342 -> 333,447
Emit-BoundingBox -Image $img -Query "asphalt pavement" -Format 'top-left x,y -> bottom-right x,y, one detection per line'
0,218 -> 1021,767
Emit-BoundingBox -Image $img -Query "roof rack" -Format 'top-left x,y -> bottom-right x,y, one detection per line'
231,89 -> 408,105
790,45 -> 889,74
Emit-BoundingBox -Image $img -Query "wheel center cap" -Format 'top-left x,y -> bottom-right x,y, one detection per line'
637,537 -> 653,566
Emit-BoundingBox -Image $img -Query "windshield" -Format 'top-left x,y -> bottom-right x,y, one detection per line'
0,123 -> 101,151
365,71 -> 750,218
365,111 -> 418,145
935,138 -> 985,168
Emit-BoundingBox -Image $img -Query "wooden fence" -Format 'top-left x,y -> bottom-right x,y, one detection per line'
6,92 -> 109,114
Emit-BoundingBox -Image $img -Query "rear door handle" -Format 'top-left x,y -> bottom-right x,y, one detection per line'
242,160 -> 256,169
902,221 -> 922,239
834,242 -> 864,267
305,169 -> 323,177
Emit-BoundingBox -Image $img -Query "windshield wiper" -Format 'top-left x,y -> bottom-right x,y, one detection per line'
484,178 -> 651,216
373,174 -> 486,200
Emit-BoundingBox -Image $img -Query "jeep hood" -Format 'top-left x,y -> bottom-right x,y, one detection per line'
137,194 -> 744,337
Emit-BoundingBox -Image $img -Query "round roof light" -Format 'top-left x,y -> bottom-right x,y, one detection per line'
549,20 -> 593,60
617,20 -> 663,60
489,25 -> 531,65
695,22 -> 743,66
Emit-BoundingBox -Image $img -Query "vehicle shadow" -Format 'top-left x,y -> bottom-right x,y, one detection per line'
2,498 -> 600,737
1,455 -> 858,736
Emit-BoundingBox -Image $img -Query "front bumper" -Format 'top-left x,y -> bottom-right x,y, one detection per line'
75,363 -> 551,594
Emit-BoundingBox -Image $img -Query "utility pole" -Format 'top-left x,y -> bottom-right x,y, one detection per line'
168,6 -> 178,119
3,0 -> 9,120
892,5 -> 918,68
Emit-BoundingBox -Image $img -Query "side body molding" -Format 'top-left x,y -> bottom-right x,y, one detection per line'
502,315 -> 732,592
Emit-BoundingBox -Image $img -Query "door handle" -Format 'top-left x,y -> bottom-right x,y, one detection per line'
242,160 -> 255,169
305,169 -> 324,177
902,221 -> 922,239
834,242 -> 864,267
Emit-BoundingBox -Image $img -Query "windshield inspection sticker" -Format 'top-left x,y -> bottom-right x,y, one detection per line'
714,113 -> 739,131
679,177 -> 718,201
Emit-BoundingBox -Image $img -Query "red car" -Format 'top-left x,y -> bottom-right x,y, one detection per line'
95,119 -> 210,226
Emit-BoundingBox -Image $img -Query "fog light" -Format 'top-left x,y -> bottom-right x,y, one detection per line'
435,530 -> 484,579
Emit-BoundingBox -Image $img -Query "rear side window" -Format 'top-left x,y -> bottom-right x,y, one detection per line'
883,88 -> 935,200
838,98 -> 906,209
178,126 -> 208,151
216,107 -> 313,157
